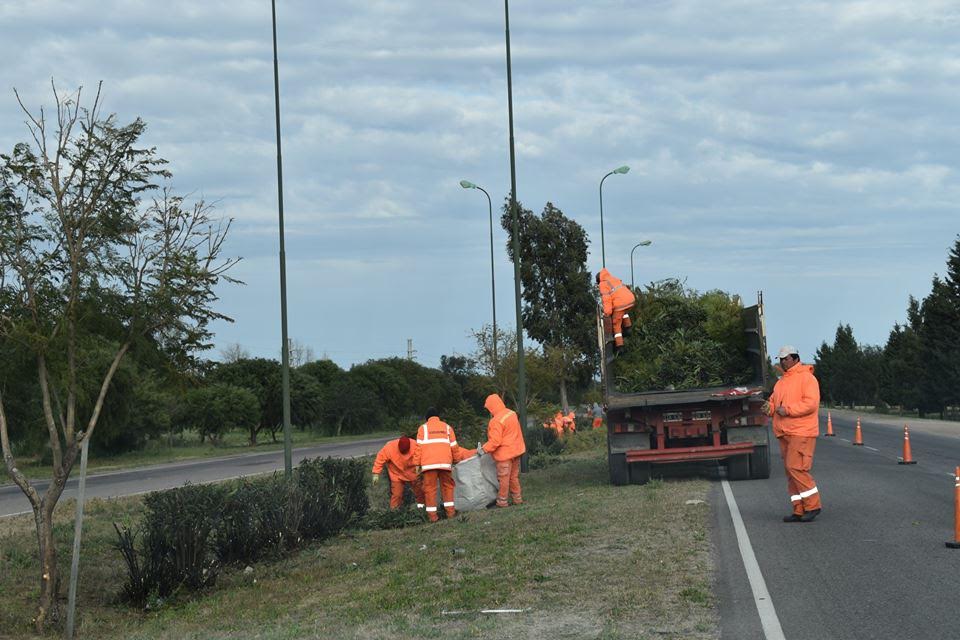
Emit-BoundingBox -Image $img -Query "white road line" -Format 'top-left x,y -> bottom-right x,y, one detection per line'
864,446 -> 879,452
722,480 -> 786,640
838,438 -> 850,443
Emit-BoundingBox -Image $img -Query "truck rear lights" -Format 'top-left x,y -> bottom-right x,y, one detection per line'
663,412 -> 682,423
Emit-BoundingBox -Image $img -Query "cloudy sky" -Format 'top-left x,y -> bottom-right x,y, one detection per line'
2,1 -> 958,370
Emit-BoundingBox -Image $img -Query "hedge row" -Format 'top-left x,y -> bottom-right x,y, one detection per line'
114,456 -> 368,607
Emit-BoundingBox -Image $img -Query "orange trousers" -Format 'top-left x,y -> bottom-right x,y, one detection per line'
592,417 -> 603,429
611,305 -> 634,346
778,435 -> 821,516
421,469 -> 455,521
495,456 -> 523,507
389,478 -> 425,510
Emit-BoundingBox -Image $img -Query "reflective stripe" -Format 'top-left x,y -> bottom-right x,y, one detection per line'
425,506 -> 437,512
799,486 -> 819,499
790,494 -> 802,502
498,410 -> 516,425
610,284 -> 622,293
443,501 -> 455,507
614,333 -> 623,338
416,503 -> 425,509
623,313 -> 630,318
421,463 -> 452,471
419,438 -> 452,444
450,440 -> 458,446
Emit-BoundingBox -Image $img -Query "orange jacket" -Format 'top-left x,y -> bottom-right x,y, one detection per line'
413,417 -> 462,471
564,411 -> 576,431
767,363 -> 820,438
482,394 -> 527,461
372,438 -> 418,482
597,268 -> 636,316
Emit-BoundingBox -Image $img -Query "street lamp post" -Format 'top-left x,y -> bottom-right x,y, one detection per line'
459,180 -> 498,366
630,240 -> 652,290
599,165 -> 630,269
270,0 -> 293,479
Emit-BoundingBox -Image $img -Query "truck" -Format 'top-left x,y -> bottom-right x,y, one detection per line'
600,293 -> 771,485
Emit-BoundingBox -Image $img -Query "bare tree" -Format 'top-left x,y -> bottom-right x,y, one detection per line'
220,342 -> 250,363
0,83 -> 239,631
285,338 -> 315,368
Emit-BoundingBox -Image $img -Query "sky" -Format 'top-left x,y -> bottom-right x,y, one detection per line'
1,1 -> 958,370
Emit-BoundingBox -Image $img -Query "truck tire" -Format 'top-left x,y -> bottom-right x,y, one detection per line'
609,453 -> 629,486
749,445 -> 771,479
727,454 -> 750,481
629,462 -> 652,485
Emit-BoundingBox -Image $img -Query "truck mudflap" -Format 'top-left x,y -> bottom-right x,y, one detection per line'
625,441 -> 755,464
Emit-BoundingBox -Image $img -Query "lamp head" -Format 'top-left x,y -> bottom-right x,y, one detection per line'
638,240 -> 652,246
459,180 -> 477,189
614,165 -> 630,175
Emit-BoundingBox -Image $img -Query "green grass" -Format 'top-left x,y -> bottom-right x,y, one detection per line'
0,435 -> 717,640
1,429 -> 394,486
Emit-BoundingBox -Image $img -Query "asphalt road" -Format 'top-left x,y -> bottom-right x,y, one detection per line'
0,437 -> 392,518
714,412 -> 960,639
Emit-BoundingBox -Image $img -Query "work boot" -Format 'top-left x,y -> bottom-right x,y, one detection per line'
800,509 -> 821,522
782,514 -> 802,523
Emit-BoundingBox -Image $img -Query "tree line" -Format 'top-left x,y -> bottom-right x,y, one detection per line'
814,236 -> 960,418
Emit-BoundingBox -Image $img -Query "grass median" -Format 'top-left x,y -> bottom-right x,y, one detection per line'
0,437 -> 716,640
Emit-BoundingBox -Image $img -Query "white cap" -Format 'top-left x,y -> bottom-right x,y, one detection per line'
776,345 -> 799,360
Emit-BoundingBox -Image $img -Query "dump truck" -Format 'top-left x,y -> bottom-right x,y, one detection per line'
600,292 -> 771,485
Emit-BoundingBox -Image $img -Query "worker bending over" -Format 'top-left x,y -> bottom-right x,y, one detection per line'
414,408 -> 469,522
372,435 -> 424,510
481,394 -> 527,508
596,268 -> 636,349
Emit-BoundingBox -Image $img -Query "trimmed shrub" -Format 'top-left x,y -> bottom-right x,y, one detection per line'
215,475 -> 304,564
298,456 -> 369,540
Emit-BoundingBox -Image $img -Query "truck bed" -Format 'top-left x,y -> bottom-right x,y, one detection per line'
606,382 -> 764,410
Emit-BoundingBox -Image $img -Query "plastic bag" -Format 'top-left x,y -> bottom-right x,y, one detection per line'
453,452 -> 499,511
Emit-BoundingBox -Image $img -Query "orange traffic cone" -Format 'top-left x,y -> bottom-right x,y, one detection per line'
898,424 -> 917,465
852,417 -> 864,446
824,412 -> 835,437
947,467 -> 960,549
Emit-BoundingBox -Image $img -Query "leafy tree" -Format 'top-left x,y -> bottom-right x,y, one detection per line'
879,312 -> 923,411
0,85 -> 238,630
176,383 -> 259,444
915,275 -> 960,415
299,358 -> 343,388
499,200 -> 597,411
320,371 -> 384,436
211,358 -> 324,442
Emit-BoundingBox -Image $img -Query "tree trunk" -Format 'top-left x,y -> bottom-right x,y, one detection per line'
249,423 -> 258,446
559,378 -> 569,414
336,415 -> 345,437
35,506 -> 61,632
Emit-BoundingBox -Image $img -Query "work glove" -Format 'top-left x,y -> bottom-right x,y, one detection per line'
372,473 -> 380,485
477,442 -> 484,457
415,466 -> 423,475
760,400 -> 771,415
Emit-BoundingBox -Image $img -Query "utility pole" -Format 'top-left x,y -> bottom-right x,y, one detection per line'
407,338 -> 416,361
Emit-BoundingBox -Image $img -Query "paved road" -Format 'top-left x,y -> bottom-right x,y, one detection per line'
0,437 -> 391,518
714,412 -> 960,639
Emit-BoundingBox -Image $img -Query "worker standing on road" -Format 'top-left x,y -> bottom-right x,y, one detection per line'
596,268 -> 636,349
372,435 -> 425,510
413,408 -> 464,522
481,394 -> 526,508
764,345 -> 822,523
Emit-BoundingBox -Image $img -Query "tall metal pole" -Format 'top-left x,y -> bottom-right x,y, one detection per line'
599,170 -> 613,269
504,0 -> 528,446
271,0 -> 293,479
64,436 -> 90,640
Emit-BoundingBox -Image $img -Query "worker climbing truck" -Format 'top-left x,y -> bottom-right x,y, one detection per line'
600,292 -> 771,485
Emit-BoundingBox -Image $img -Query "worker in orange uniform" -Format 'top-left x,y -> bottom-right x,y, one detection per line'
552,411 -> 566,439
596,268 -> 636,349
565,410 -> 577,434
372,435 -> 425,510
764,345 -> 822,523
481,394 -> 527,508
413,408 -> 465,522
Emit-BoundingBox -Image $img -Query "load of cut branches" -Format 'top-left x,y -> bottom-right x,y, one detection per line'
612,279 -> 754,392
